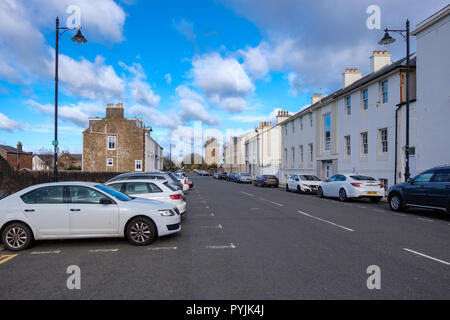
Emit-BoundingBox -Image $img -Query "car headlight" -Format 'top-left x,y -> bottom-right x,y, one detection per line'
158,209 -> 175,216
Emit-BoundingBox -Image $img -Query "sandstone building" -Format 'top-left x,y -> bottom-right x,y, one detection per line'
82,103 -> 163,172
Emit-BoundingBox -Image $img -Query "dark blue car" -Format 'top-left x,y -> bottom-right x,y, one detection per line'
388,166 -> 450,213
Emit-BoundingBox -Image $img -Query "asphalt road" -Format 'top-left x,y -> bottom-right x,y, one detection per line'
1,174 -> 449,299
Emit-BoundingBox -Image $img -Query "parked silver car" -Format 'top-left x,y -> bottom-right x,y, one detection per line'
236,172 -> 252,183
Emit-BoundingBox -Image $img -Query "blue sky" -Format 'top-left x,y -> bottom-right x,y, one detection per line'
0,0 -> 447,159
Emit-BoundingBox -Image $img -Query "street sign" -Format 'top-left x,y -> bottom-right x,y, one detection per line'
52,140 -> 59,146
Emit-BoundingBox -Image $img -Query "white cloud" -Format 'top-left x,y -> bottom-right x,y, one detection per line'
0,112 -> 21,132
128,104 -> 179,130
173,19 -> 196,42
120,62 -> 161,107
191,53 -> 254,113
176,85 -> 218,125
165,73 -> 172,84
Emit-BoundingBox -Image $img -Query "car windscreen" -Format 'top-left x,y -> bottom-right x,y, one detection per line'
264,175 -> 278,179
163,181 -> 179,191
300,175 -> 321,181
350,175 -> 376,181
239,173 -> 250,176
95,185 -> 132,201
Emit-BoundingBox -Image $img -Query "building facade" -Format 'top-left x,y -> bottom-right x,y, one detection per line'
204,137 -> 220,166
0,142 -> 33,170
32,154 -> 53,171
82,103 -> 163,172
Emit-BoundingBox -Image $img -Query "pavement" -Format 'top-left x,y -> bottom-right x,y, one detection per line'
0,174 -> 449,299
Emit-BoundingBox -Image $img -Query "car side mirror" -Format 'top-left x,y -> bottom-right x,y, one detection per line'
407,178 -> 414,184
100,198 -> 113,205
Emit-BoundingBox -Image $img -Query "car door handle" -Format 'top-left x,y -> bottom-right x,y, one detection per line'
24,209 -> 35,212
70,209 -> 81,212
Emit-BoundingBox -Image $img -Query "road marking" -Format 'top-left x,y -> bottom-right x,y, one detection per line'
392,213 -> 406,217
88,248 -> 119,253
147,246 -> 178,251
258,197 -> 284,207
206,243 -> 236,249
200,224 -> 223,229
417,218 -> 433,222
240,191 -> 254,197
403,248 -> 450,266
357,206 -> 367,209
0,254 -> 18,265
373,209 -> 386,213
30,250 -> 61,255
297,210 -> 354,232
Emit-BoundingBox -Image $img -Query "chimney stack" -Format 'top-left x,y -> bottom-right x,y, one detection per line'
342,68 -> 362,88
17,141 -> 23,153
311,93 -> 324,105
370,50 -> 391,73
276,110 -> 291,124
106,102 -> 124,118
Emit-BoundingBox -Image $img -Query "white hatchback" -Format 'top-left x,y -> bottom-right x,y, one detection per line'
317,173 -> 384,202
286,174 -> 322,193
0,182 -> 181,251
105,179 -> 187,215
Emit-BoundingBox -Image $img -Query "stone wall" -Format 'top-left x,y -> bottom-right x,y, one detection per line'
0,156 -> 123,197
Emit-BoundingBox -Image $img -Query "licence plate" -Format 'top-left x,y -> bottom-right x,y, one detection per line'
366,191 -> 377,195
269,179 -> 275,182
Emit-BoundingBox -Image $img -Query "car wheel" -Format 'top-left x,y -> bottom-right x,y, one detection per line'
2,222 -> 33,251
126,217 -> 157,246
317,187 -> 324,198
389,193 -> 404,212
296,185 -> 302,193
339,188 -> 348,202
370,197 -> 382,203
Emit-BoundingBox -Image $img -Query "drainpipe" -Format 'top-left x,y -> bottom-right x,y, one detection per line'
394,104 -> 401,185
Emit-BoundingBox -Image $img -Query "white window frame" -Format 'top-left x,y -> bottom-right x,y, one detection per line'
107,136 -> 116,150
346,95 -> 351,115
300,117 -> 304,130
323,113 -> 331,152
381,80 -> 388,104
380,128 -> 388,153
362,88 -> 369,110
106,158 -> 113,167
299,145 -> 304,164
361,132 -> 368,155
344,135 -> 351,156
308,143 -> 313,163
291,147 -> 295,168
135,160 -> 143,171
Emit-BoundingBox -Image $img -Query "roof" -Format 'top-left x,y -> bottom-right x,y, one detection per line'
411,4 -> 450,35
0,144 -> 32,155
280,54 -> 417,125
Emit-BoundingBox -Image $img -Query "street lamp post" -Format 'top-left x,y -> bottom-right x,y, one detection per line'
378,19 -> 411,181
53,17 -> 87,182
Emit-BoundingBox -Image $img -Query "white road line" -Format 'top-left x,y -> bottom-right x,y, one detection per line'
240,191 -> 254,197
30,250 -> 61,255
200,224 -> 223,229
357,206 -> 367,209
373,209 -> 386,213
417,217 -> 433,222
297,210 -> 354,232
147,246 -> 178,251
206,243 -> 236,249
392,213 -> 407,217
258,197 -> 284,207
88,248 -> 119,253
403,248 -> 450,266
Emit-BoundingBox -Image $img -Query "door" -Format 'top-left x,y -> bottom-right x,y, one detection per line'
68,186 -> 119,235
405,171 -> 434,206
20,186 -> 69,236
428,169 -> 450,209
325,162 -> 333,179
330,174 -> 346,196
322,175 -> 337,196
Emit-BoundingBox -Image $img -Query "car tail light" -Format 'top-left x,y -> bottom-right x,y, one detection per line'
264,178 -> 268,181
184,180 -> 188,184
351,183 -> 361,187
170,194 -> 182,200
379,184 -> 384,188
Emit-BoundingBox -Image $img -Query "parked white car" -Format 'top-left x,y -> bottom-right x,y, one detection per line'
105,179 -> 187,215
0,182 -> 181,251
317,173 -> 384,202
286,174 -> 322,193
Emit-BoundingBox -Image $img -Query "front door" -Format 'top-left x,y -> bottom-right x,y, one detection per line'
324,161 -> 333,179
68,186 -> 119,235
405,171 -> 434,206
428,169 -> 450,208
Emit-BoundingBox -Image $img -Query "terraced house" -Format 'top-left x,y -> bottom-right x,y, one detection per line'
82,103 -> 163,172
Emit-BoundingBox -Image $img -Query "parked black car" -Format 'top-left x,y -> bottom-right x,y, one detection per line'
226,173 -> 237,182
218,172 -> 228,180
254,175 -> 279,187
388,166 -> 450,213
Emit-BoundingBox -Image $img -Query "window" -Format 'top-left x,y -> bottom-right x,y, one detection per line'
284,148 -> 287,165
381,80 -> 388,103
135,160 -> 142,171
284,124 -> 287,136
292,121 -> 295,134
300,117 -> 304,130
323,113 -> 331,152
125,182 -> 149,194
69,186 -> 108,204
299,145 -> 304,164
309,113 -> 313,127
148,183 -> 163,193
291,147 -> 295,168
414,171 -> 434,183
345,135 -> 351,156
361,132 -> 368,155
308,143 -> 313,162
106,158 -> 113,167
379,128 -> 388,153
107,136 -> 116,150
21,186 -> 65,204
109,183 -> 123,192
346,96 -> 351,115
362,89 -> 368,110
431,169 -> 450,182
